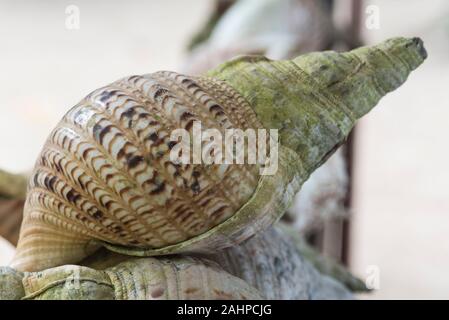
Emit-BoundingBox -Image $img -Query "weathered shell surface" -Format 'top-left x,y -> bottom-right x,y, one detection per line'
12,37 -> 427,272
13,72 -> 268,271
208,226 -> 353,299
20,257 -> 262,300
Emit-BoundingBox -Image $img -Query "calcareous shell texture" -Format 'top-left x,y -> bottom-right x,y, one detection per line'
12,37 -> 427,272
18,257 -> 262,300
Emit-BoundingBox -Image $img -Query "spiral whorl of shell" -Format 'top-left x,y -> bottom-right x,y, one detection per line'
14,72 -> 265,271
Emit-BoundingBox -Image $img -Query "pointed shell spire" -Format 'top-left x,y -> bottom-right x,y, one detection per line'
12,38 -> 426,272
208,37 -> 427,171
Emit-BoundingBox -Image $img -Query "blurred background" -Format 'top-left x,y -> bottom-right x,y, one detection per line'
0,0 -> 448,299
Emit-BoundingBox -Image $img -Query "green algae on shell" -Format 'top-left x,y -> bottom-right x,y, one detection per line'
21,256 -> 262,300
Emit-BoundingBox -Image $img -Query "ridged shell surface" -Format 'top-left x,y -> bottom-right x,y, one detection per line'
14,72 -> 264,271
12,37 -> 427,272
21,257 -> 262,300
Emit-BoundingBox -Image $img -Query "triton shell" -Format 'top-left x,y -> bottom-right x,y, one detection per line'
15,257 -> 262,300
12,37 -> 427,271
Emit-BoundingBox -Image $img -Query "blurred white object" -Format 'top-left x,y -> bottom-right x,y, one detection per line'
0,236 -> 15,265
183,0 -> 333,74
287,148 -> 348,232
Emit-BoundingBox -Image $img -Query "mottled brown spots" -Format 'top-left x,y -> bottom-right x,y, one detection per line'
153,88 -> 168,100
198,197 -> 211,207
126,154 -> 144,169
121,108 -> 136,120
185,119 -> 194,131
146,132 -> 159,142
92,210 -> 103,220
213,289 -> 233,299
173,205 -> 194,223
117,148 -> 126,160
82,147 -> 92,160
192,170 -> 200,178
66,189 -> 81,204
190,181 -> 200,195
112,225 -> 123,233
93,123 -> 112,144
209,104 -> 224,113
151,287 -> 165,298
167,141 -> 177,150
150,181 -> 165,195
184,287 -> 199,295
104,173 -> 114,183
55,159 -> 63,173
178,210 -> 194,224
181,78 -> 194,86
210,205 -> 227,219
99,90 -> 118,103
44,175 -> 57,192
128,75 -> 140,82
180,111 -> 194,121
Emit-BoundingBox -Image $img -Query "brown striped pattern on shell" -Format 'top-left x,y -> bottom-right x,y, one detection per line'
14,72 -> 264,271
